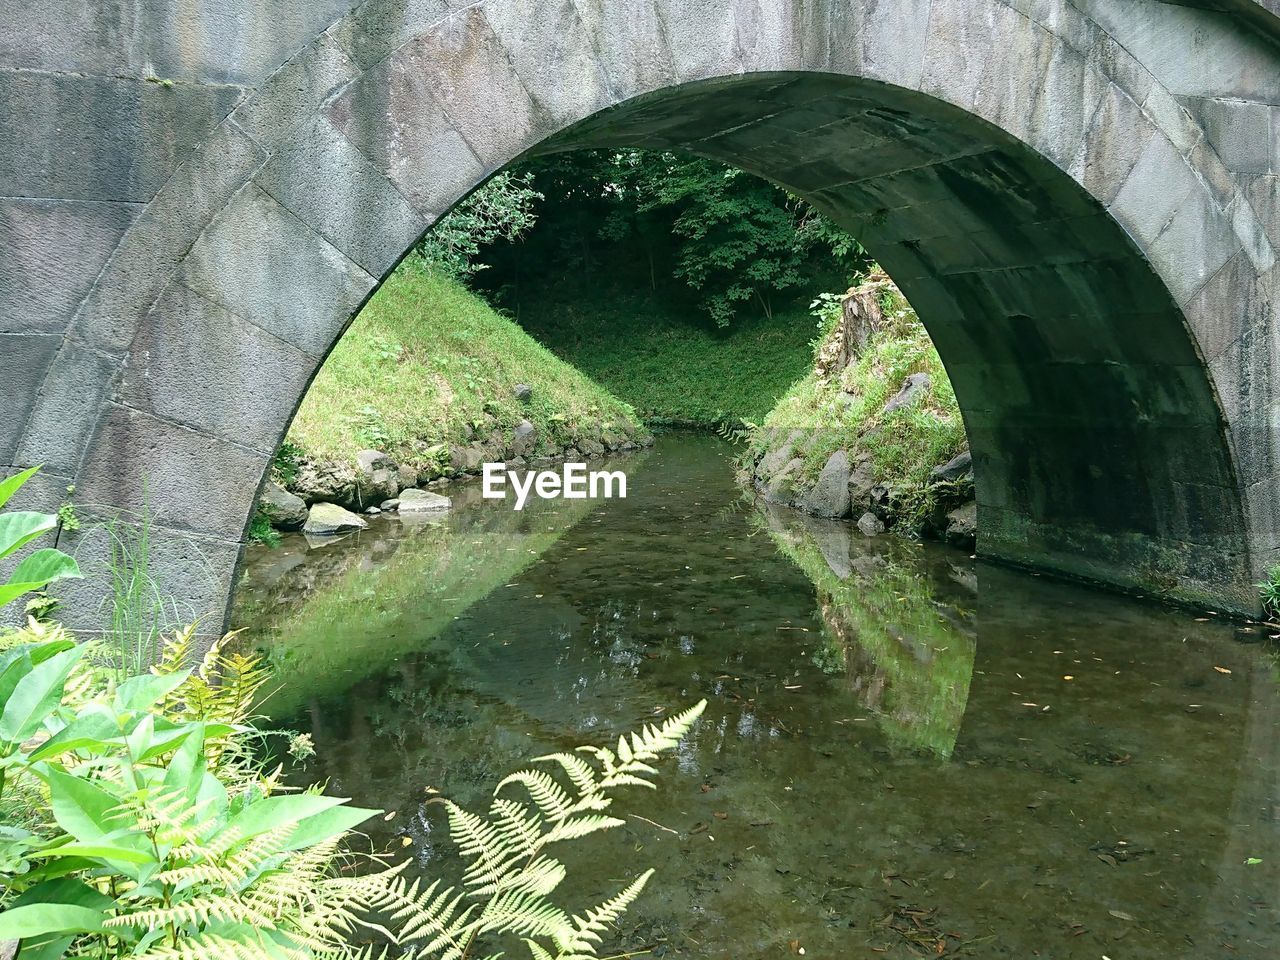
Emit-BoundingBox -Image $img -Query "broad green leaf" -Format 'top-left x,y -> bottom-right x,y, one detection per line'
44,767 -> 129,842
114,668 -> 192,714
38,842 -> 155,865
0,579 -> 54,608
162,721 -> 206,805
281,803 -> 380,851
12,878 -> 115,911
0,511 -> 56,562
9,548 -> 81,588
0,649 -> 34,717
28,704 -> 120,761
225,793 -> 347,842
15,934 -> 74,960
0,645 -> 85,743
124,712 -> 155,760
0,465 -> 39,510
0,904 -> 108,938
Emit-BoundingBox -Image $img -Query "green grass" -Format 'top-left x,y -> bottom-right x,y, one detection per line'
288,263 -> 646,466
751,281 -> 967,528
503,279 -> 818,426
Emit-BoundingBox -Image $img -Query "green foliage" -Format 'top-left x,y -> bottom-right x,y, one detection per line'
270,442 -> 303,488
419,171 -> 543,279
485,150 -> 866,328
288,269 -> 646,465
0,467 -> 82,611
1259,564 -> 1280,618
247,511 -> 281,549
0,621 -> 705,960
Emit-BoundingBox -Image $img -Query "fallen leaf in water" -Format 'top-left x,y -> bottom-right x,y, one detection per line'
1108,909 -> 1135,921
1063,675 -> 1074,681
383,811 -> 396,821
713,811 -> 728,820
1097,854 -> 1118,867
1245,857 -> 1263,865
699,783 -> 712,793
400,837 -> 413,847
1214,666 -> 1232,674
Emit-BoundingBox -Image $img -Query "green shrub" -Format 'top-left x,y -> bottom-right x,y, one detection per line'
0,620 -> 706,960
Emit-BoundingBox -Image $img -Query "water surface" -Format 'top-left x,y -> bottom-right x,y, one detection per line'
234,435 -> 1280,958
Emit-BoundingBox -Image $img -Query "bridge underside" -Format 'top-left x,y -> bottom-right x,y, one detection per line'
538,74 -> 1249,606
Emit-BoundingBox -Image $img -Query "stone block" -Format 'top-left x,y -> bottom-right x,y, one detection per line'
568,0 -> 680,100
0,334 -> 60,465
256,115 -> 430,277
75,403 -> 268,538
177,184 -> 374,357
1144,183 -> 1239,305
1108,132 -> 1201,247
0,72 -> 240,202
14,342 -> 121,475
119,281 -> 316,454
230,32 -> 358,151
0,0 -> 358,86
329,0 -> 454,70
73,121 -> 268,356
333,8 -> 547,178
1069,86 -> 1153,206
0,199 -> 139,335
1194,96 -> 1273,174
482,0 -> 614,128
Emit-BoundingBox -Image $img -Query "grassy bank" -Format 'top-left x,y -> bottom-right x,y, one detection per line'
496,277 -> 818,425
288,264 -> 646,466
746,276 -> 969,530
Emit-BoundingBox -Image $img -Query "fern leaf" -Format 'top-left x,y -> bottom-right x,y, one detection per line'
497,769 -> 574,821
559,869 -> 655,956
533,753 -> 598,799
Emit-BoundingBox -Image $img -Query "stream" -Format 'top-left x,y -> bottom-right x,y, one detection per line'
233,433 -> 1280,958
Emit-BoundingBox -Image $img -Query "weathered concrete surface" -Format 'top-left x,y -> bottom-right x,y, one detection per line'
2,0 -> 1279,629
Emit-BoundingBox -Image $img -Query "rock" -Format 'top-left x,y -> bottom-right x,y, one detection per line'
303,502 -> 368,536
449,443 -> 485,474
258,480 -> 307,530
579,438 -> 606,458
945,501 -> 977,547
857,512 -> 886,536
764,457 -> 804,504
292,459 -> 358,507
564,446 -> 583,461
848,454 -> 877,508
380,498 -> 400,511
365,506 -> 381,515
399,488 -> 452,514
513,383 -> 533,401
883,372 -> 931,413
511,419 -> 537,458
355,449 -> 399,505
930,449 -> 972,483
800,450 -> 852,518
397,464 -> 419,490
757,429 -> 804,479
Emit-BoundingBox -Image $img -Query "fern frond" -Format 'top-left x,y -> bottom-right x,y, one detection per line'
540,815 -> 625,846
533,753 -> 598,799
558,869 -> 654,956
497,769 -> 574,822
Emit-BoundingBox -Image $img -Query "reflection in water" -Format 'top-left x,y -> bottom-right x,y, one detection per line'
234,434 -> 1280,958
760,504 -> 976,758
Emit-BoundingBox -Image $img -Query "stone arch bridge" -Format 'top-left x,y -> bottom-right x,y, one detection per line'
2,0 -> 1280,628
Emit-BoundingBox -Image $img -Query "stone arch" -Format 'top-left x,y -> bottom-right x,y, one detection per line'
8,0 -> 1279,627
